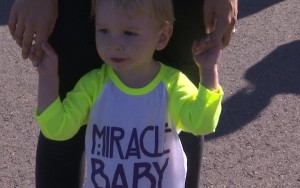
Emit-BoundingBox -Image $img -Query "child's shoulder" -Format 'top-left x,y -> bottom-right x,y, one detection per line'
78,64 -> 108,85
160,62 -> 181,76
160,62 -> 190,83
82,64 -> 108,78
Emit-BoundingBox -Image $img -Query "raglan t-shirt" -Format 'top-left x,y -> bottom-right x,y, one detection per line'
36,63 -> 223,188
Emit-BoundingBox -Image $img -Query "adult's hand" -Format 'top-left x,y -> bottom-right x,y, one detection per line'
203,0 -> 238,50
8,0 -> 58,63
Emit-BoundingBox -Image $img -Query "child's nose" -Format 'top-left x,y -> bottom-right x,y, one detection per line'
108,37 -> 124,51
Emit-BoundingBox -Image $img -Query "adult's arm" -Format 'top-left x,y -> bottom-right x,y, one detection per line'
8,0 -> 58,64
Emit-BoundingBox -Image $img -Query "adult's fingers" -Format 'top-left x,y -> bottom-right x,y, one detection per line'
222,0 -> 238,48
212,17 -> 229,43
201,20 -> 228,53
221,17 -> 237,48
211,0 -> 233,47
203,4 -> 215,34
203,1 -> 235,51
33,31 -> 48,63
14,22 -> 25,47
22,29 -> 35,59
234,0 -> 238,17
203,4 -> 230,50
8,8 -> 18,38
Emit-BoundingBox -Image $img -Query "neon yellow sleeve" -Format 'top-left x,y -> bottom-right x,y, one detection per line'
35,69 -> 104,141
166,71 -> 223,135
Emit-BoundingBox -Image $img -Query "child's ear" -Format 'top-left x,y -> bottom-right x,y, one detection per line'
155,25 -> 173,51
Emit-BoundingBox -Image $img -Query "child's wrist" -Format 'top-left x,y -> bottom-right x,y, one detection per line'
199,65 -> 219,90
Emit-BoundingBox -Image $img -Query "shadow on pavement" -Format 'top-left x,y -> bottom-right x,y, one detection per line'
206,40 -> 300,140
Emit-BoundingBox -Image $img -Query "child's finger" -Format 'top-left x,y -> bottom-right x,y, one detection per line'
192,38 -> 207,55
193,35 -> 212,54
29,44 -> 39,67
41,42 -> 57,60
32,61 -> 39,67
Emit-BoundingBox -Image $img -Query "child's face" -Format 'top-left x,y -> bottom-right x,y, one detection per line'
95,0 -> 171,74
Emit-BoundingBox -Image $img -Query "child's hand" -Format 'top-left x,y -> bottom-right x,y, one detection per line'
192,36 -> 222,71
30,42 -> 58,77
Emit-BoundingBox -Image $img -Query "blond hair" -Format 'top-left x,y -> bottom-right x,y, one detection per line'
91,0 -> 175,26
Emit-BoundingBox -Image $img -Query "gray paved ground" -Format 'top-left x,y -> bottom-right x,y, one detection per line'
1,0 -> 300,187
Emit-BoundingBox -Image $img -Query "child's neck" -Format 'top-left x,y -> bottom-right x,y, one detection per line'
115,60 -> 160,88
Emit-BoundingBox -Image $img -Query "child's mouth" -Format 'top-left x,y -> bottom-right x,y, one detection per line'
110,57 -> 126,63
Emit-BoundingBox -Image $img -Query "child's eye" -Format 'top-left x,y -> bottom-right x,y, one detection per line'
124,31 -> 137,36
